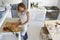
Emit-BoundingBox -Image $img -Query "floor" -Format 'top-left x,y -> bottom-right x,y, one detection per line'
27,21 -> 44,40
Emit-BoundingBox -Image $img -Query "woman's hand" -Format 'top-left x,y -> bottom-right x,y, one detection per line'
18,24 -> 26,27
17,19 -> 25,27
17,19 -> 22,25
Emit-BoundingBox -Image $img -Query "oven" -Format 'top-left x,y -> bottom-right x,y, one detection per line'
45,6 -> 60,20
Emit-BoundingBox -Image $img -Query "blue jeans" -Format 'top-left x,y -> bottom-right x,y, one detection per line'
22,32 -> 28,40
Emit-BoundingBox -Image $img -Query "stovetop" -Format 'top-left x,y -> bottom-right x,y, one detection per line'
45,6 -> 60,10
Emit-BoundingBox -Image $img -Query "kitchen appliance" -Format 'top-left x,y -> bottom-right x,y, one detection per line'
45,6 -> 60,20
10,4 -> 18,18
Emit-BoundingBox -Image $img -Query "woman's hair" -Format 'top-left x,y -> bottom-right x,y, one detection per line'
18,3 -> 27,11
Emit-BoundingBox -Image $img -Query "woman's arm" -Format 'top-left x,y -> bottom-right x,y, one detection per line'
22,11 -> 30,25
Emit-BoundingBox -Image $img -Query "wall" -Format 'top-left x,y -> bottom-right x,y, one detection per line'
43,0 -> 59,6
3,0 -> 22,4
22,0 -> 28,9
29,0 -> 59,6
57,0 -> 60,20
57,0 -> 60,9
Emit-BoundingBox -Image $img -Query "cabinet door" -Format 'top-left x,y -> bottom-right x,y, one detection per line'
34,11 -> 45,21
30,10 -> 45,21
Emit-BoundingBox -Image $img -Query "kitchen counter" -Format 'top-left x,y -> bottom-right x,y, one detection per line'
0,7 -> 6,11
45,20 -> 60,40
0,10 -> 10,27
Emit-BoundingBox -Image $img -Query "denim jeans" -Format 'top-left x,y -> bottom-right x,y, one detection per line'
22,32 -> 28,40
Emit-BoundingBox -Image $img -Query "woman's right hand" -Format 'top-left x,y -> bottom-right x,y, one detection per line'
17,19 -> 22,25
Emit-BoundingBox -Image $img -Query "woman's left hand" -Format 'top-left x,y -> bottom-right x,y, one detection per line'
21,23 -> 27,27
18,23 -> 26,27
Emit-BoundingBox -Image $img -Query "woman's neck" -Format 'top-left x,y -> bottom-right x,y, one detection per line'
18,10 -> 27,13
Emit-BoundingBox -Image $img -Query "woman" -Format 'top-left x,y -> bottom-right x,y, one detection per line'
17,3 -> 30,40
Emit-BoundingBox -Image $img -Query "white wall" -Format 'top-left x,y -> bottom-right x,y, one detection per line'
57,0 -> 60,9
43,0 -> 59,6
30,0 -> 59,6
57,0 -> 60,20
22,0 -> 27,8
3,0 -> 22,4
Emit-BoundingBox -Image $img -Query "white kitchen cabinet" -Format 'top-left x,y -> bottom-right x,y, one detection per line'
34,10 -> 46,21
29,8 -> 46,22
0,32 -> 21,40
0,33 -> 2,40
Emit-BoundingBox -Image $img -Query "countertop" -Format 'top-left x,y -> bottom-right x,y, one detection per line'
0,7 -> 6,11
0,10 -> 9,27
45,20 -> 60,40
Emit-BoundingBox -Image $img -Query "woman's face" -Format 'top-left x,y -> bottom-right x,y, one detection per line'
19,6 -> 25,12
